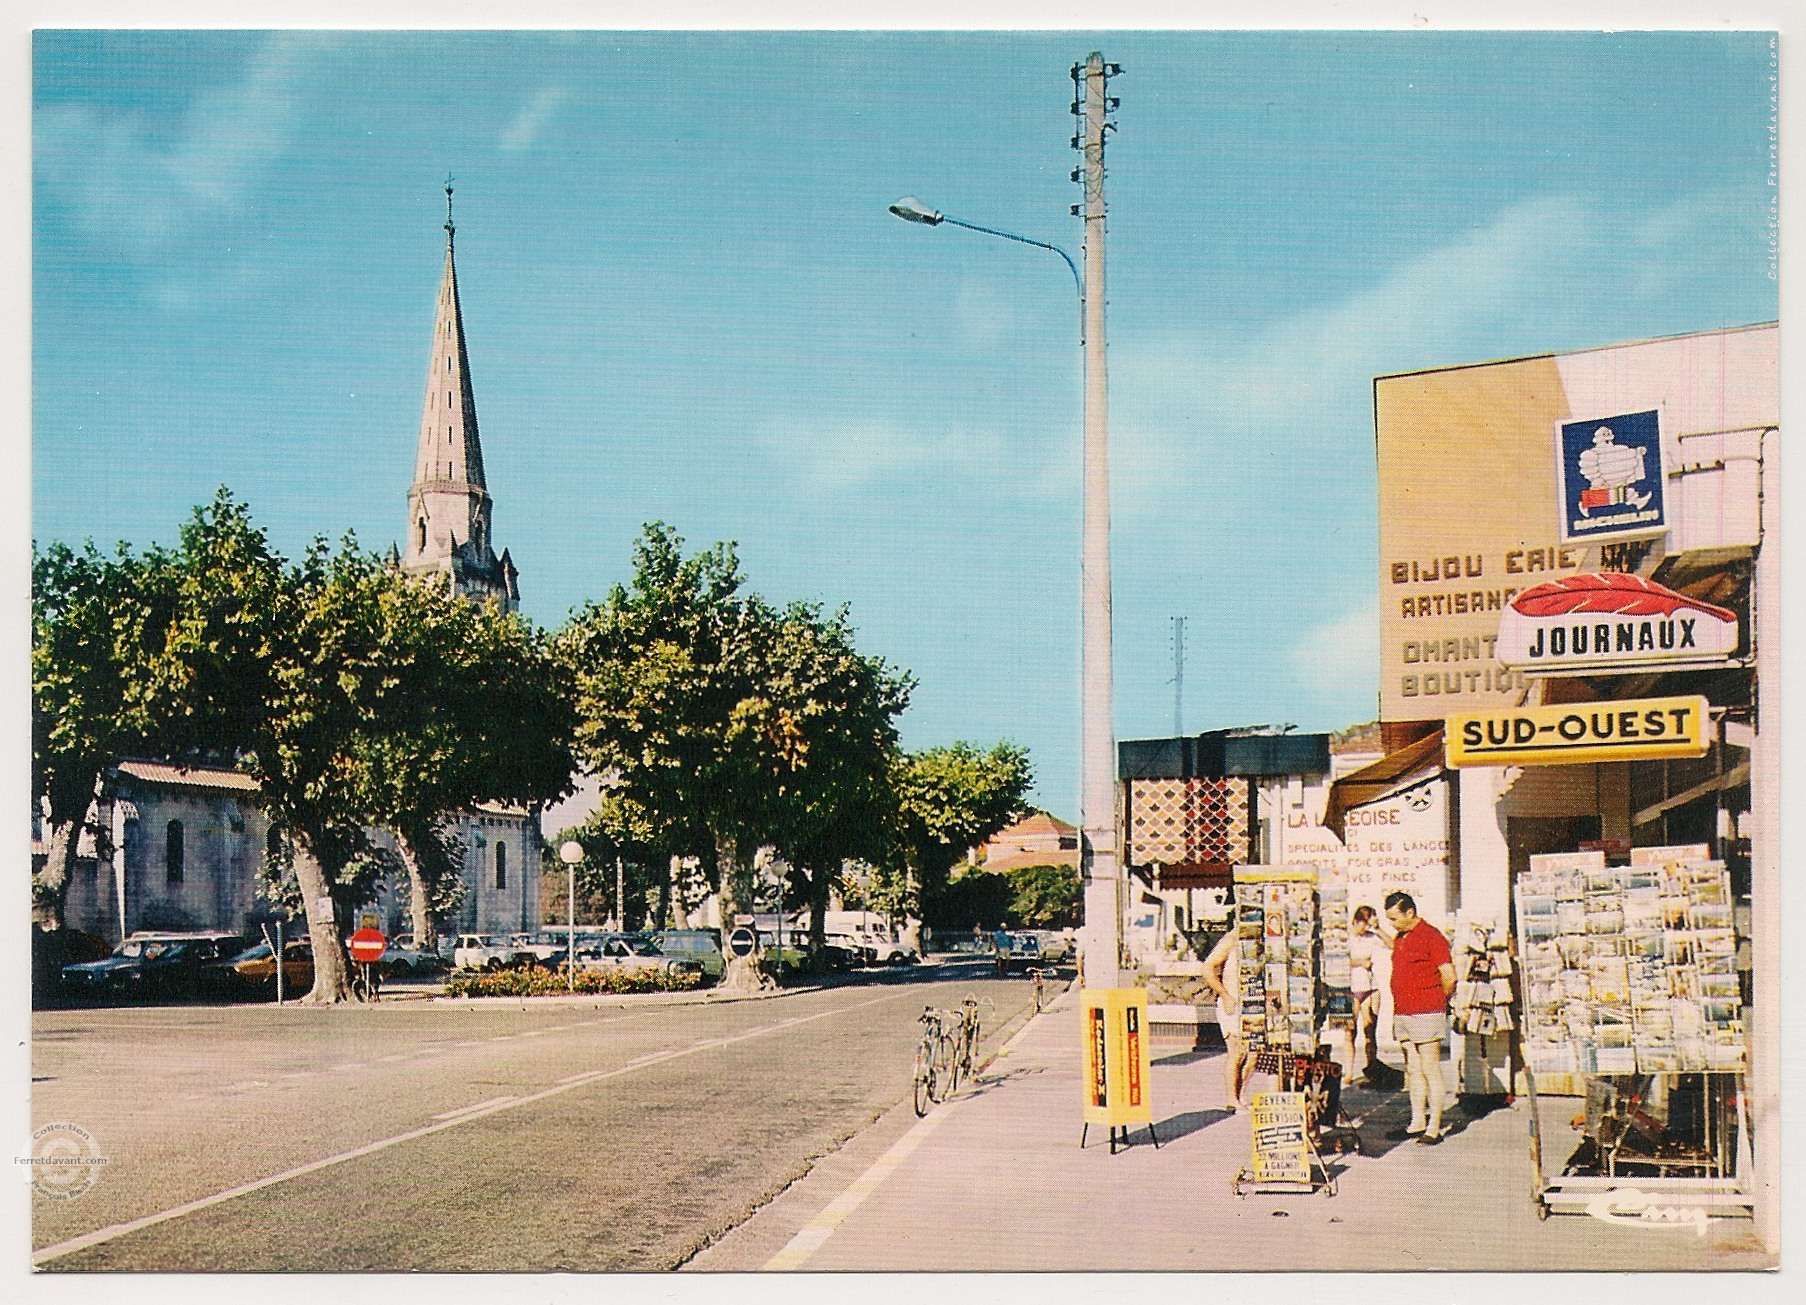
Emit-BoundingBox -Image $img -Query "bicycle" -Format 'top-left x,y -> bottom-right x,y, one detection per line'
913,1007 -> 955,1116
949,994 -> 993,1090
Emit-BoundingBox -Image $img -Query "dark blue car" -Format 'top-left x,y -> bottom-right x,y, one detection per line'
61,933 -> 244,1002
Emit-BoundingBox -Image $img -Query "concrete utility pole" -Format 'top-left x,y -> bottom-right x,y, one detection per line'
1075,51 -> 1124,988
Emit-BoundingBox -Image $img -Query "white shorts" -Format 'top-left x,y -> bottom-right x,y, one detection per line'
1393,1011 -> 1449,1045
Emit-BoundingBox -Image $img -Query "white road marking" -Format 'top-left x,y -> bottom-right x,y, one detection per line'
762,1105 -> 953,1271
760,997 -> 1044,1271
33,989 -> 916,1266
433,1095 -> 518,1120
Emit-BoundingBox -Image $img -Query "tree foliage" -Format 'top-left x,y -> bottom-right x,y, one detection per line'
888,742 -> 1034,923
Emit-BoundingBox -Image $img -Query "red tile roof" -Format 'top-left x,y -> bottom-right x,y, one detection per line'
115,761 -> 261,793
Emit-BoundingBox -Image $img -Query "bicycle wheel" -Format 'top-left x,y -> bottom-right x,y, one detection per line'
933,1030 -> 956,1100
913,1040 -> 936,1116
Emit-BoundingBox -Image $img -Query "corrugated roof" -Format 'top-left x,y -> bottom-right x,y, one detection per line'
115,761 -> 261,793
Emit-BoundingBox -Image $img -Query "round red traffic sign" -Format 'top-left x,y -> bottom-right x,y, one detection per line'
348,928 -> 387,964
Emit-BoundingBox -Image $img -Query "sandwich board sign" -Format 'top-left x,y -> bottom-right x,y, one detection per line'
1249,1091 -> 1312,1184
1081,988 -> 1153,1132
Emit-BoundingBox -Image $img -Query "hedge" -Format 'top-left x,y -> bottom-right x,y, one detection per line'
442,965 -> 704,998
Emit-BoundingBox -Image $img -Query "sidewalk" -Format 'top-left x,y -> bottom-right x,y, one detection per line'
691,988 -> 1773,1272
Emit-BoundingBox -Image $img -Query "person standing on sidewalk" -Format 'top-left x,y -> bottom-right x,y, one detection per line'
1349,904 -> 1383,1081
1383,891 -> 1456,1145
1203,919 -> 1253,1113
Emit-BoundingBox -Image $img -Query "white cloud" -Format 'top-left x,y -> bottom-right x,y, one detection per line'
38,32 -> 328,258
1110,187 -> 1759,516
752,415 -> 1071,499
499,88 -> 566,153
1290,596 -> 1380,702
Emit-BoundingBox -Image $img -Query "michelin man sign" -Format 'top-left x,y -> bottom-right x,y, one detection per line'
1556,409 -> 1667,543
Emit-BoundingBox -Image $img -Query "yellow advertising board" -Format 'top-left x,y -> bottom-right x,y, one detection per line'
1445,694 -> 1710,768
1080,988 -> 1153,1128
1249,1091 -> 1312,1184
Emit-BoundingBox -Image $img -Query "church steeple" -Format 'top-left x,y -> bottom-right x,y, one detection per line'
401,181 -> 518,610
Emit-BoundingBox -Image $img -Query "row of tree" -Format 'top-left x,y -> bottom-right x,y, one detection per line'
33,494 -> 1037,1002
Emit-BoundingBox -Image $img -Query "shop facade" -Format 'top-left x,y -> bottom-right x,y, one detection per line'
1343,323 -> 1777,1245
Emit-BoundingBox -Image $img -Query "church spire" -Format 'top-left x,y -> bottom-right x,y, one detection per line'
401,183 -> 515,610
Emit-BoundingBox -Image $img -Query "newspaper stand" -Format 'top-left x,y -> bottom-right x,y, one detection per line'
1513,846 -> 1754,1221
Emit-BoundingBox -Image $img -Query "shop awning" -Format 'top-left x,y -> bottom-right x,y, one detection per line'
1322,727 -> 1446,842
1147,861 -> 1235,891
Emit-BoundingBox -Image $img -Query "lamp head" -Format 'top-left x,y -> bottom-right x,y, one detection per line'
889,196 -> 944,226
559,841 -> 584,866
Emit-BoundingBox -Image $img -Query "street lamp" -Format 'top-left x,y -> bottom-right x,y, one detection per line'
559,840 -> 583,991
887,50 -> 1124,990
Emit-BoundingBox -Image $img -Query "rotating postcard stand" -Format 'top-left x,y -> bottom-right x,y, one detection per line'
1514,848 -> 1754,1221
1227,866 -> 1342,1197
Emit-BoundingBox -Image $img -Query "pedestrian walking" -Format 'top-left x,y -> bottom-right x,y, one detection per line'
1382,891 -> 1456,1144
1202,918 -> 1253,1113
992,924 -> 1012,976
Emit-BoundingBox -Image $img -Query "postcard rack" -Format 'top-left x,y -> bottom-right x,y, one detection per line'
1513,845 -> 1754,1220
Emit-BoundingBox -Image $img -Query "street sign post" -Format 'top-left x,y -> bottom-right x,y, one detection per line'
348,928 -> 388,963
728,927 -> 757,958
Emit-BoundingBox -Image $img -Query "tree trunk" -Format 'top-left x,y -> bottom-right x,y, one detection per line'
806,868 -> 832,976
714,828 -> 774,993
33,776 -> 102,931
394,829 -> 437,950
291,838 -> 353,1004
34,816 -> 82,931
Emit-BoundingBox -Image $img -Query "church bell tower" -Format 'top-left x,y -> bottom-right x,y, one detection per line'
400,181 -> 519,610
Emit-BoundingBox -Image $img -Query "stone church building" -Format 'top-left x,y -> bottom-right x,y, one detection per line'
51,195 -> 542,945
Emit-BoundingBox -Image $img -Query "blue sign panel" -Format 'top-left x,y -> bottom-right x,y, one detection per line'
1555,408 -> 1666,544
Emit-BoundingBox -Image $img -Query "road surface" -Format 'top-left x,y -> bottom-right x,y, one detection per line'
32,961 -> 1037,1271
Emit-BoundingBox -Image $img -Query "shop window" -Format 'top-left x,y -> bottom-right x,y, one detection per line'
495,841 -> 507,890
166,820 -> 185,884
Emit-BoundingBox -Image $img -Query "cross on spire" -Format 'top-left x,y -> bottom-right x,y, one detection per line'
444,173 -> 456,238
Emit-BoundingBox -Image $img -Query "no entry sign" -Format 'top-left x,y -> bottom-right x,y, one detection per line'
727,927 -> 757,958
348,928 -> 388,964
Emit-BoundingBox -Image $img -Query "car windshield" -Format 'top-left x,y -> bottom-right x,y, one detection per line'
116,941 -> 149,958
232,944 -> 272,963
622,938 -> 660,956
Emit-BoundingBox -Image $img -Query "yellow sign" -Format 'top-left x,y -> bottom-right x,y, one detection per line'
1445,695 -> 1710,768
1080,988 -> 1153,1128
1249,1091 -> 1312,1184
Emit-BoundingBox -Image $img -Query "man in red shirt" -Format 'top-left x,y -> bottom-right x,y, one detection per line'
1384,891 -> 1456,1144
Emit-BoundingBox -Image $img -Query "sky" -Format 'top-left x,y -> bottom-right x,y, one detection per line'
30,27 -> 1780,816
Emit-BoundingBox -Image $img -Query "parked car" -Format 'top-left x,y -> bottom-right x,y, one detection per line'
862,932 -> 919,966
575,934 -> 703,981
1001,932 -> 1042,971
1031,931 -> 1072,963
381,935 -> 445,975
451,933 -> 532,971
62,932 -> 246,1001
652,929 -> 726,981
822,932 -> 869,971
229,938 -> 314,990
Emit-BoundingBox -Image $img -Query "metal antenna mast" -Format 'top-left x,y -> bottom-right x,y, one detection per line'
1171,615 -> 1187,736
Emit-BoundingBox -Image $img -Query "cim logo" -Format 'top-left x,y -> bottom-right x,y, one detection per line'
1583,1187 -> 1711,1236
1496,574 -> 1737,674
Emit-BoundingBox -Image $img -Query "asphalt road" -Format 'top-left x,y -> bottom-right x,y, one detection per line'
32,959 -> 1041,1272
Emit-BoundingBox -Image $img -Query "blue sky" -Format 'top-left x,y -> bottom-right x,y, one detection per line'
32,29 -> 1778,814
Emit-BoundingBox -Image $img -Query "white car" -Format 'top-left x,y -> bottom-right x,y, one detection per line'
451,934 -> 530,971
575,934 -> 703,981
860,932 -> 919,966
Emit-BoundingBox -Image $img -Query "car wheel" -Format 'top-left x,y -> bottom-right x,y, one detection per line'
485,958 -> 502,972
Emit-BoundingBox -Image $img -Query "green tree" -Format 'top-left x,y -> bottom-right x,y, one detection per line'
31,490 -> 288,929
349,570 -> 578,949
890,742 -> 1035,933
1008,863 -> 1084,928
555,524 -> 777,989
756,600 -> 912,972
31,540 -> 175,927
